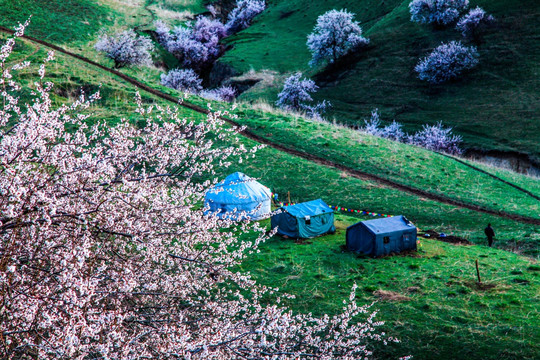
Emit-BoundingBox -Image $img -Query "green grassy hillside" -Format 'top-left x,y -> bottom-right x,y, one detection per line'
240,215 -> 540,359
2,0 -> 538,160
0,0 -> 115,43
2,1 -> 540,358
227,103 -> 540,221
2,0 -> 538,161
221,0 -> 540,161
5,27 -> 539,256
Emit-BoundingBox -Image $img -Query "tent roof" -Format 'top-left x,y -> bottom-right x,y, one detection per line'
348,215 -> 415,234
205,172 -> 271,205
282,199 -> 333,218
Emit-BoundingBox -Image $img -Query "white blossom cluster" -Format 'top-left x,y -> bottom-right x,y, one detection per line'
408,121 -> 463,154
160,68 -> 237,102
362,110 -> 462,154
154,1 -> 266,98
155,17 -> 226,71
410,0 -> 495,83
409,0 -> 469,26
456,7 -> 495,38
155,1 -> 266,69
1,25 -> 398,358
94,29 -> 154,68
160,68 -> 203,93
307,9 -> 369,67
363,110 -> 406,143
415,41 -> 479,84
226,0 -> 267,34
276,72 -> 330,119
199,85 -> 237,102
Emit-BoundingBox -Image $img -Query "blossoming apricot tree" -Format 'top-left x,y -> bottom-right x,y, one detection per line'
1,23 -> 396,359
94,29 -> 154,69
307,9 -> 369,67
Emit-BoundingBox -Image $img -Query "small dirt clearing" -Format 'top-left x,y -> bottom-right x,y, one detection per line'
373,290 -> 411,302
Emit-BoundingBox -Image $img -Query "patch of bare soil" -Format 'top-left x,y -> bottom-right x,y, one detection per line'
373,290 -> 411,301
463,280 -> 498,291
406,286 -> 421,293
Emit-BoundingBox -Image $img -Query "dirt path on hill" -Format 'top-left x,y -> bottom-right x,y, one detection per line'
133,0 -> 157,32
2,26 -> 539,226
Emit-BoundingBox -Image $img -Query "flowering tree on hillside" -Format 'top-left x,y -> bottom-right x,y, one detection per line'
276,73 -> 330,119
200,85 -> 237,102
408,122 -> 463,154
160,68 -> 203,93
155,18 -> 226,71
225,0 -> 267,34
192,16 -> 228,43
361,110 -> 460,153
409,0 -> 469,26
363,110 -> 405,142
456,7 -> 495,41
307,9 -> 369,67
95,29 -> 154,68
415,41 -> 479,84
1,24 -> 396,359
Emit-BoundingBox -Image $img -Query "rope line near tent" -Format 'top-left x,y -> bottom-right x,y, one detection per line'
271,193 -> 393,218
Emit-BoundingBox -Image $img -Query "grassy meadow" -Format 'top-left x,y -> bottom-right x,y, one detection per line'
221,0 -> 540,161
239,215 -> 540,359
1,1 -> 539,359
7,33 -> 538,255
2,0 -> 538,158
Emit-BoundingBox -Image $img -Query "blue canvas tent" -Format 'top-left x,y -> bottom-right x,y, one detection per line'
271,199 -> 335,238
204,172 -> 271,220
346,216 -> 417,257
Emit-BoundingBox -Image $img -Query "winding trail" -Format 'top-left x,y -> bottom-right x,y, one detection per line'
2,26 -> 539,226
133,0 -> 156,32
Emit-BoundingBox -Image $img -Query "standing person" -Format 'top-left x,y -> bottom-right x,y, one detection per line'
484,223 -> 495,247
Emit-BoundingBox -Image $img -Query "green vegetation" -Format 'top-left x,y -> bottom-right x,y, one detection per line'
228,103 -> 540,220
0,0 -> 115,43
459,159 -> 540,196
222,0 -> 540,161
240,215 -> 540,359
229,143 -> 540,256
6,32 -> 538,258
2,0 -> 538,161
2,1 -> 539,357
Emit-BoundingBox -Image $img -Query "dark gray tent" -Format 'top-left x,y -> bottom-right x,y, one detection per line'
271,199 -> 335,238
346,216 -> 417,257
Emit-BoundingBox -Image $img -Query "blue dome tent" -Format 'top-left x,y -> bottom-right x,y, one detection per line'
204,172 -> 271,220
346,216 -> 417,257
271,199 -> 335,238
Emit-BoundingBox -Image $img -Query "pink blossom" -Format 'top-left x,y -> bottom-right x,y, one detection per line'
0,22 -> 399,359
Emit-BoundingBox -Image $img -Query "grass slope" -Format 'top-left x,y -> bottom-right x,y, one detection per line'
5,31 -> 540,359
2,0 -> 538,161
226,103 -> 540,222
6,31 -> 539,255
240,215 -> 540,360
0,0 -> 116,43
3,1 -> 537,223
221,0 -> 540,161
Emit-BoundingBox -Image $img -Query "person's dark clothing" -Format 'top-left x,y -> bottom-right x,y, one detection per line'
484,225 -> 495,247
